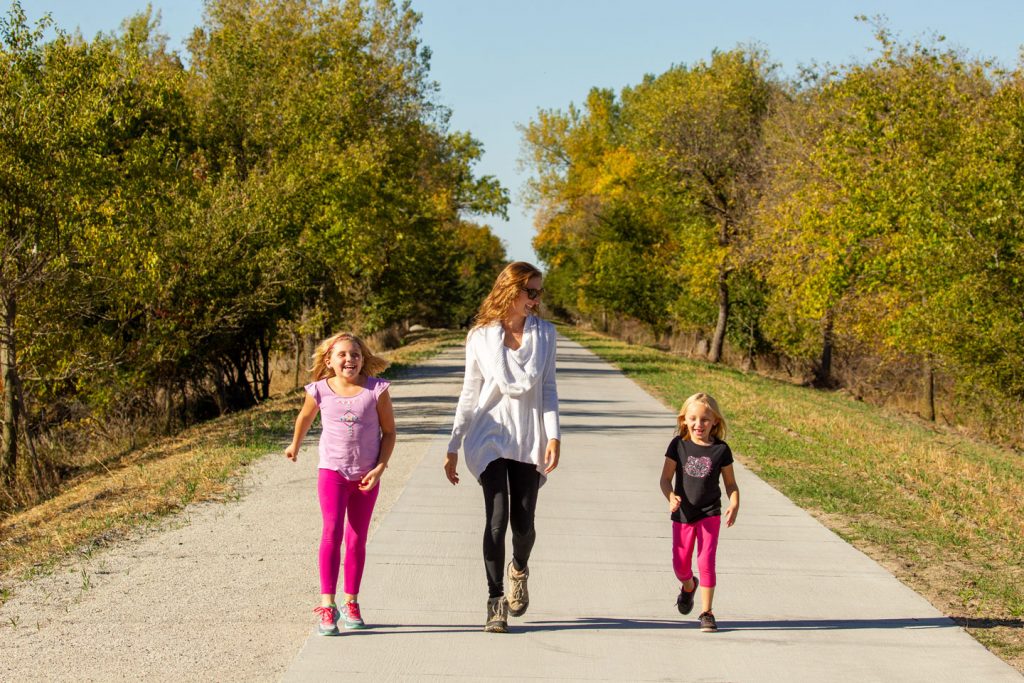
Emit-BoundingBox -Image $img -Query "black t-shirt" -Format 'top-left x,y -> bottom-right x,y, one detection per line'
664,435 -> 734,524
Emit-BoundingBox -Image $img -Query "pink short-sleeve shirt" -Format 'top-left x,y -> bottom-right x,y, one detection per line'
304,376 -> 391,480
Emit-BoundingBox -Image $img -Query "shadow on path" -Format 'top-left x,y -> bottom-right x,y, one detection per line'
343,615 -> 961,636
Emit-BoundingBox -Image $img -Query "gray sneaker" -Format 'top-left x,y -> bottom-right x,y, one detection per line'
484,596 -> 508,633
506,562 -> 530,617
339,600 -> 366,629
315,605 -> 340,636
699,610 -> 718,632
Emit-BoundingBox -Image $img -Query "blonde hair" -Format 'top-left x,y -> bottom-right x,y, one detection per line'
310,332 -> 389,381
472,261 -> 543,329
677,392 -> 728,441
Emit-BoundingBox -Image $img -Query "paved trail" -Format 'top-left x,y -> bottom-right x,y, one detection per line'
2,337 -> 1019,682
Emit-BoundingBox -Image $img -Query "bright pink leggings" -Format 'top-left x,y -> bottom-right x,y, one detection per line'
672,515 -> 722,588
317,468 -> 379,595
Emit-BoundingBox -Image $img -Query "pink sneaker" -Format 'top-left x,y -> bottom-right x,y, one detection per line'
314,605 -> 340,636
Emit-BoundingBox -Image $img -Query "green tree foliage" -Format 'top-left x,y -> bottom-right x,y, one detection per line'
522,88 -> 675,331
443,219 -> 508,327
523,49 -> 776,355
626,49 -> 776,361
756,25 -> 1021,405
523,30 -> 1024,438
0,0 -> 506,502
0,4 -> 192,484
182,0 -> 506,406
922,67 -> 1024,403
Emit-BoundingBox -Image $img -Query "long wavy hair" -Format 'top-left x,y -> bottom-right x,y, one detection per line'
471,261 -> 543,329
677,392 -> 728,441
310,331 -> 390,381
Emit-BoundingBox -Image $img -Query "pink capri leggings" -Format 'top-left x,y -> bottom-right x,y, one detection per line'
672,515 -> 722,588
317,468 -> 380,595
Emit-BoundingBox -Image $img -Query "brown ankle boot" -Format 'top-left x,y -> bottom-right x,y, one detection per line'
506,562 -> 530,617
484,596 -> 508,633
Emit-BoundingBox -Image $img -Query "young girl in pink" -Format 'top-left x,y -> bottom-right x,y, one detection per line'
285,332 -> 395,636
659,392 -> 740,633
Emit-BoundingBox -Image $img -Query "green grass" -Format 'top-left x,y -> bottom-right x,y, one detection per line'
561,324 -> 1024,671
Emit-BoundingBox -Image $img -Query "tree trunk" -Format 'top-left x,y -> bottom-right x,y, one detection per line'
245,344 -> 262,404
302,304 -> 316,385
813,312 -> 835,388
15,375 -> 44,490
226,349 -> 257,411
260,332 -> 271,400
924,361 -> 936,422
292,329 -> 302,389
164,382 -> 174,435
0,293 -> 18,484
708,269 -> 729,363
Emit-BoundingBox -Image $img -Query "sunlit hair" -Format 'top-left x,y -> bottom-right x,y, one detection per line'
310,332 -> 389,381
471,261 -> 544,329
677,392 -> 727,441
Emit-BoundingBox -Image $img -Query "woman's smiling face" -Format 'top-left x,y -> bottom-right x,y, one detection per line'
510,274 -> 543,319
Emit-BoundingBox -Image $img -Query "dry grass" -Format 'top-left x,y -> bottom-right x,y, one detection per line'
0,328 -> 464,599
561,324 -> 1024,673
0,402 -> 289,582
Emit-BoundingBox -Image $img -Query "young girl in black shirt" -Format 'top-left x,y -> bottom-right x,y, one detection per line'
659,392 -> 740,632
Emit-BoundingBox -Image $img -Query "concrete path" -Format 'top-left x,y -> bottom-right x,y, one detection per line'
282,336 -> 1021,682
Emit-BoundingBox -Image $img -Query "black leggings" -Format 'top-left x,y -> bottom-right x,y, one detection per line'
480,458 -> 541,598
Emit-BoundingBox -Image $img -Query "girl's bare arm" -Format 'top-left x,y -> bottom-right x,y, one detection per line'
660,458 -> 681,512
721,464 -> 740,526
285,393 -> 319,461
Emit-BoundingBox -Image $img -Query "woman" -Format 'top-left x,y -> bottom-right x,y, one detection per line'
444,261 -> 561,633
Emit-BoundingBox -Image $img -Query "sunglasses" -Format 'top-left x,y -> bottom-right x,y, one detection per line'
523,287 -> 544,300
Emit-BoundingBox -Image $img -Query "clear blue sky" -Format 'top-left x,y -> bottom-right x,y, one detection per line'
20,0 -> 1024,264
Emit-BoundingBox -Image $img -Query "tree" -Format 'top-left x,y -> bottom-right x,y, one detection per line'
443,219 -> 507,327
0,3 -> 192,483
755,26 -> 998,398
522,88 -> 675,331
188,0 -> 507,344
627,49 -> 776,362
0,0 -> 509,508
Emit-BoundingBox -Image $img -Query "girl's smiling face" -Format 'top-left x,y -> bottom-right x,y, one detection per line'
684,402 -> 718,445
328,340 -> 363,383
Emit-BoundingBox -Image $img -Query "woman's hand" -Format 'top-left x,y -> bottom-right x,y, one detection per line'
444,452 -> 460,485
284,443 -> 299,462
668,493 -> 682,513
544,439 -> 560,474
359,464 -> 385,491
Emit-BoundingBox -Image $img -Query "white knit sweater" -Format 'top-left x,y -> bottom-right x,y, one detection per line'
447,316 -> 561,482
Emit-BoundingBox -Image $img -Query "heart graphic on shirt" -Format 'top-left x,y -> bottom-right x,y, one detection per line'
684,455 -> 712,478
340,409 -> 358,436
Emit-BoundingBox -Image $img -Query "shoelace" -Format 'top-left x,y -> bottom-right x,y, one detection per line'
314,606 -> 335,623
488,598 -> 507,619
344,602 -> 362,620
